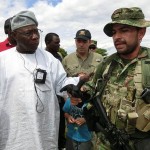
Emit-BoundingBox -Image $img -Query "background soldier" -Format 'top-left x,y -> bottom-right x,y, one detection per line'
62,29 -> 103,78
62,29 -> 103,149
89,40 -> 97,52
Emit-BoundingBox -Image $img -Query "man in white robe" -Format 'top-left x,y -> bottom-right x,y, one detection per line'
0,10 -> 84,150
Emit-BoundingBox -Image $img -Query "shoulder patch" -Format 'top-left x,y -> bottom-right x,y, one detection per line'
96,59 -> 101,62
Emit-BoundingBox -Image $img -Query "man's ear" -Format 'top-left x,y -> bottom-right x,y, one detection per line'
45,41 -> 49,45
138,27 -> 146,40
11,31 -> 17,40
89,39 -> 92,44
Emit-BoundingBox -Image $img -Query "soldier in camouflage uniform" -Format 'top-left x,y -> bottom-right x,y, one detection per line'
62,29 -> 103,78
89,40 -> 97,52
90,7 -> 150,150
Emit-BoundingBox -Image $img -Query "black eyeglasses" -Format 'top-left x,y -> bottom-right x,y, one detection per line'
89,46 -> 96,49
15,29 -> 42,37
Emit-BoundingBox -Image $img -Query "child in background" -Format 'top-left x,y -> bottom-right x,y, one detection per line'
63,95 -> 92,150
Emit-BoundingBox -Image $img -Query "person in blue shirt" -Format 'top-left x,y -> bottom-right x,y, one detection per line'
63,95 -> 92,150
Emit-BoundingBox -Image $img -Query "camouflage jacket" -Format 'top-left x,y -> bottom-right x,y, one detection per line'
91,46 -> 150,150
94,47 -> 150,133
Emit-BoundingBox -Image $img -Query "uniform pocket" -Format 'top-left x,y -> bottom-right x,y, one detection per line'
66,65 -> 79,76
136,104 -> 150,132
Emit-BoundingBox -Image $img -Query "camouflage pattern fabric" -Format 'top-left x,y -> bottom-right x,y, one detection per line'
104,7 -> 150,37
91,47 -> 150,150
90,40 -> 97,46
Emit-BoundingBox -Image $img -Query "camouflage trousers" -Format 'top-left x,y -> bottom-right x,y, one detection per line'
91,132 -> 111,150
91,132 -> 135,150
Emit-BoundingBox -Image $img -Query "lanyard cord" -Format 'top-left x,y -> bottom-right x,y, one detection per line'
34,82 -> 44,113
19,52 -> 44,113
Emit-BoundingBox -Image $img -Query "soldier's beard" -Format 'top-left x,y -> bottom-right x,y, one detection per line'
116,42 -> 139,55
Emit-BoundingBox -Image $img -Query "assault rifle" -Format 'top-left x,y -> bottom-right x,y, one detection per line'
83,90 -> 131,150
61,59 -> 133,149
84,60 -> 132,150
60,78 -> 132,150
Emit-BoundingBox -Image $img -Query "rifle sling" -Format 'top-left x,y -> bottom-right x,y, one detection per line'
97,59 -> 117,97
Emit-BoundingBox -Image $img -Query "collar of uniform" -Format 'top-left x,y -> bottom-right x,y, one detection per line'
76,50 -> 90,60
110,52 -> 136,67
137,47 -> 149,59
111,46 -> 148,63
109,53 -> 122,64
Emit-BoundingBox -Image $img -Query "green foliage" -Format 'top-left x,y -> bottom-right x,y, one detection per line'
59,47 -> 67,58
96,48 -> 108,56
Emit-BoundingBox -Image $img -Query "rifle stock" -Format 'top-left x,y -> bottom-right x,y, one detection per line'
84,60 -> 132,150
60,79 -> 132,150
84,94 -> 132,150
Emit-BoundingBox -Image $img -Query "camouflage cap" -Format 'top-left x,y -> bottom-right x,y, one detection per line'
90,40 -> 97,46
89,40 -> 97,51
104,7 -> 150,37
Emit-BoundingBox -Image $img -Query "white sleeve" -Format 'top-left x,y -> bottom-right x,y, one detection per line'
51,59 -> 79,96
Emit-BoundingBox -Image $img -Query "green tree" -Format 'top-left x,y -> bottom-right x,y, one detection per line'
96,48 -> 108,56
59,47 -> 67,58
